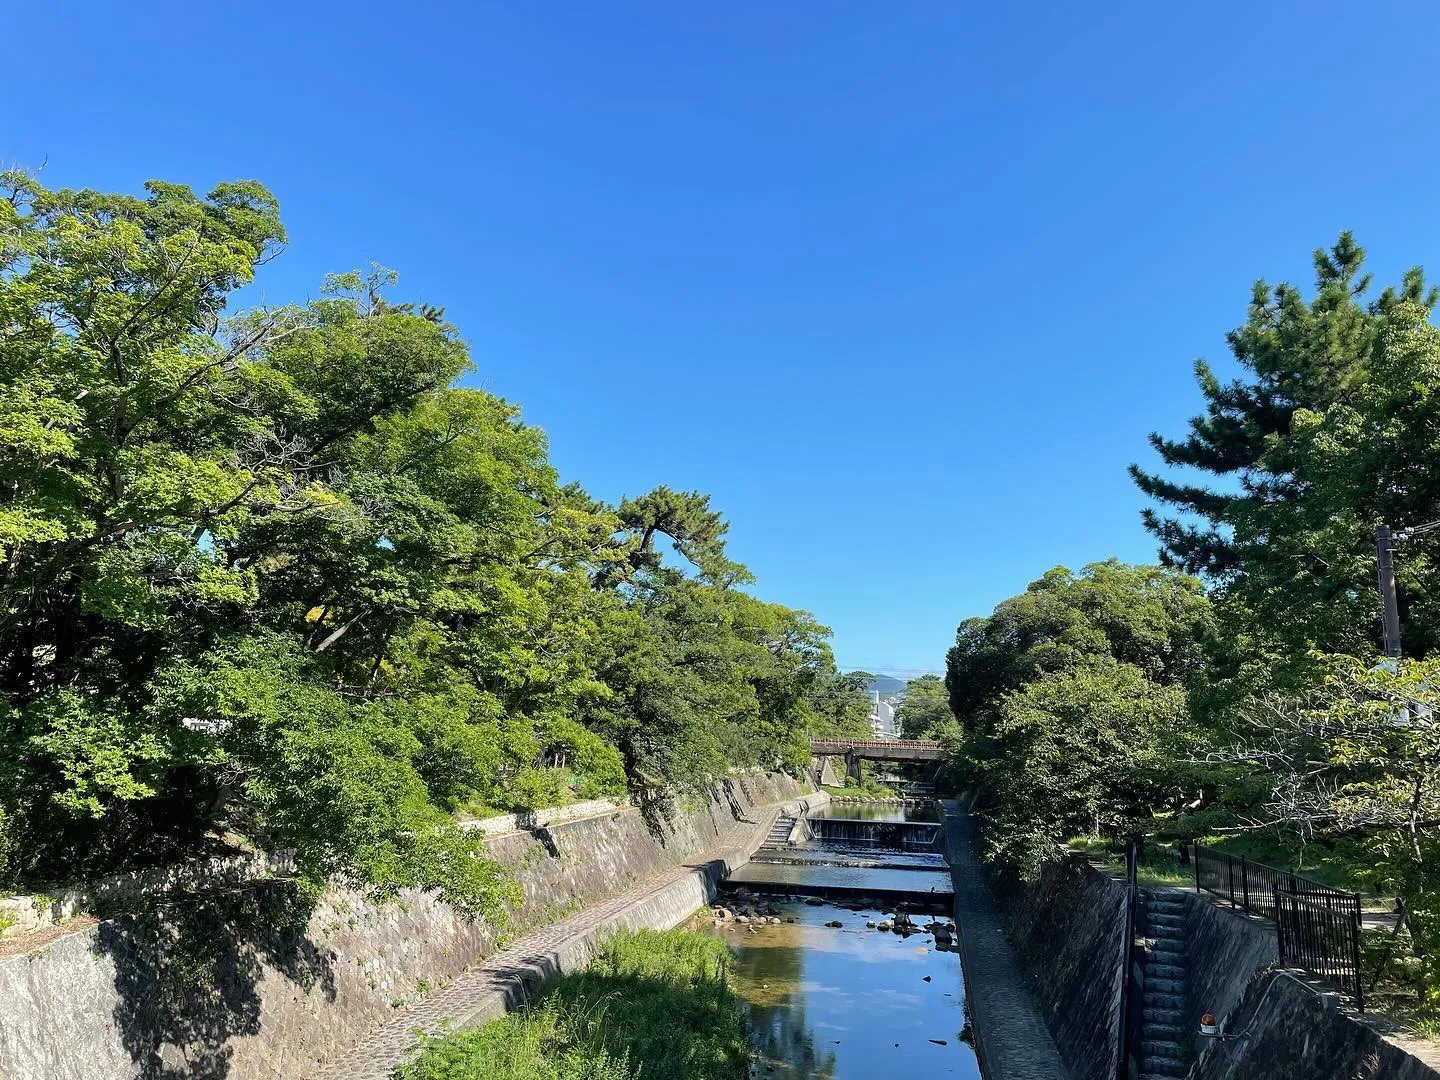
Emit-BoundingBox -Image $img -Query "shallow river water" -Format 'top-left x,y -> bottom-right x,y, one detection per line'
701,898 -> 980,1079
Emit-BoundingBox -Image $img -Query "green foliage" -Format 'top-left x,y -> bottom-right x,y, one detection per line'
1134,236 -> 1440,707
945,560 -> 1212,721
397,929 -> 746,1080
944,561 -> 1211,869
0,171 -> 851,907
977,657 -> 1194,870
1132,231 -> 1437,580
895,674 -> 950,738
1212,655 -> 1440,997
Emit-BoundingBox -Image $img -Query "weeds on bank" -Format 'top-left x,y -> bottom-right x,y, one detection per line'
1063,835 -> 1191,888
396,929 -> 747,1080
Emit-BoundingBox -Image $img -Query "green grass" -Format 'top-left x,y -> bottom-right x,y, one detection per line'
1197,832 -> 1371,893
396,929 -> 747,1080
1063,835 -> 1193,887
822,776 -> 900,800
1412,1015 -> 1440,1041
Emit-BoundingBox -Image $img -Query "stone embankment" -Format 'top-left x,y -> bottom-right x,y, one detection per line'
988,843 -> 1440,1080
0,773 -> 820,1080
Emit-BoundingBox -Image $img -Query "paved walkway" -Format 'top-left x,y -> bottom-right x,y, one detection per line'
309,804 -> 783,1080
941,802 -> 1069,1080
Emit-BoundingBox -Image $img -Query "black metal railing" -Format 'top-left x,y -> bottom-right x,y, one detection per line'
1116,837 -> 1142,1080
1194,844 -> 1364,1010
1275,884 -> 1365,1012
1194,843 -> 1296,921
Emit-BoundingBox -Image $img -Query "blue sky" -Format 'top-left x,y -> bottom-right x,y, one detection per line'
10,2 -> 1440,675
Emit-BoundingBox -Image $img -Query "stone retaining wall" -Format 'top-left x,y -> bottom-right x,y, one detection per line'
0,772 -> 806,1080
994,857 -> 1440,1080
1179,886 -> 1278,1043
0,849 -> 297,940
1191,970 -> 1440,1080
992,854 -> 1126,1080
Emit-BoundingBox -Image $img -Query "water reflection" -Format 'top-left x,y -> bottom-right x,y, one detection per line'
702,901 -> 979,1079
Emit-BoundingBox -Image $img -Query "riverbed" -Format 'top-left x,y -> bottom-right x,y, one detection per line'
700,898 -> 980,1078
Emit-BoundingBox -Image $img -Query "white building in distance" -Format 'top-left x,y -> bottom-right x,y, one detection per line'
870,693 -> 899,740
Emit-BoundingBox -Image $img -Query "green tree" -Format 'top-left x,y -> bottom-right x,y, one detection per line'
978,657 -> 1194,869
1131,232 -> 1435,579
895,674 -> 951,738
0,169 -> 860,917
945,560 -> 1211,725
943,561 -> 1212,866
1214,655 -> 1440,1000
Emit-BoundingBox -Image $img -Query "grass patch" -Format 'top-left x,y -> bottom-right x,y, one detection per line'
396,928 -> 747,1080
1064,835 -> 1192,887
1412,1015 -> 1440,1041
1194,832 -> 1370,893
822,777 -> 899,800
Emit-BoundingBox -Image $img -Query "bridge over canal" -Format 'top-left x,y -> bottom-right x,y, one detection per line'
808,737 -> 943,762
808,738 -> 945,786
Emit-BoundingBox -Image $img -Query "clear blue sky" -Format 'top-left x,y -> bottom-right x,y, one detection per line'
10,3 -> 1440,675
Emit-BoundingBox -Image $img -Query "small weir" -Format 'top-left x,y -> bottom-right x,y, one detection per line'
807,816 -> 942,850
705,798 -> 978,1079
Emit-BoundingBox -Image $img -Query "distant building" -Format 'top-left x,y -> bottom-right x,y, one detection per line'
869,692 -> 899,739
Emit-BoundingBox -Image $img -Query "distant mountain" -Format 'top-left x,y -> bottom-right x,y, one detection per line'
866,675 -> 909,697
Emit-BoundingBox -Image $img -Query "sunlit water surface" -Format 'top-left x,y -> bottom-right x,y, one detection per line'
701,899 -> 980,1079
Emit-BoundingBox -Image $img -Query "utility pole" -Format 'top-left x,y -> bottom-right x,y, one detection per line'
1376,525 -> 1403,659
1375,519 -> 1440,660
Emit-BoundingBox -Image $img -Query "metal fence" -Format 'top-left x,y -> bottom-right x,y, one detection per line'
1193,844 -> 1293,921
1275,884 -> 1366,1012
1193,844 -> 1364,1010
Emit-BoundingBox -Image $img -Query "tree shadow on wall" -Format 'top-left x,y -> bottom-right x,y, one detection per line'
92,879 -> 335,1079
638,787 -> 677,846
718,778 -> 754,825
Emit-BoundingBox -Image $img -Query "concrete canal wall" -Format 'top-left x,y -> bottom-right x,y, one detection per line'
981,843 -> 1440,1080
0,773 -> 815,1080
1190,969 -> 1440,1080
990,854 -> 1125,1080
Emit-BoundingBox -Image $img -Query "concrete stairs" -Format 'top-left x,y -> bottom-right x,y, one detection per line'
765,817 -> 795,846
1138,891 -> 1189,1080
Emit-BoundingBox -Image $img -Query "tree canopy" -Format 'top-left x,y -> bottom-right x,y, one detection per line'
0,173 -> 869,911
943,561 -> 1212,867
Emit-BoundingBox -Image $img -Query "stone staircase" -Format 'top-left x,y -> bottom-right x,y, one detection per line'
765,817 -> 795,846
1139,890 -> 1189,1079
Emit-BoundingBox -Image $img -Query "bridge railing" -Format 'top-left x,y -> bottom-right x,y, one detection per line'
809,738 -> 942,753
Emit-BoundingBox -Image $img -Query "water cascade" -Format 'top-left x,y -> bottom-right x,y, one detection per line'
806,816 -> 941,851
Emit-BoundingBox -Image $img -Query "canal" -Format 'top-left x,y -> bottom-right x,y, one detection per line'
700,799 -> 980,1078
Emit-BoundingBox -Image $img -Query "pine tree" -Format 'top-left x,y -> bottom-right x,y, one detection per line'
1130,232 -> 1435,577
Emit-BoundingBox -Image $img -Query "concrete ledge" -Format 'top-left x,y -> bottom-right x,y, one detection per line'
460,798 -> 626,838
